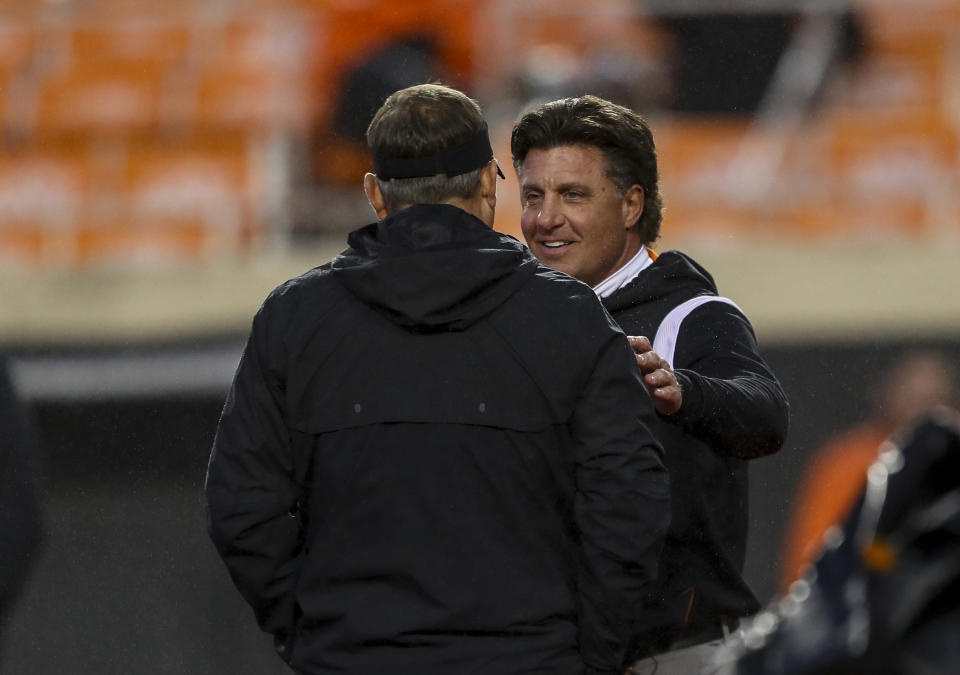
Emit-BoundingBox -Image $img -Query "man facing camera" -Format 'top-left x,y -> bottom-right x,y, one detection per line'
206,84 -> 670,675
512,95 -> 789,675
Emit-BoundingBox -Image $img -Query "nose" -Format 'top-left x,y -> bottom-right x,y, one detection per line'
536,195 -> 564,229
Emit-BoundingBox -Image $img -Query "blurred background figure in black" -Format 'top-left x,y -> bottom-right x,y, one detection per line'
307,32 -> 444,195
0,354 -> 43,663
330,34 -> 440,147
642,0 -> 863,116
713,407 -> 960,675
780,349 -> 958,591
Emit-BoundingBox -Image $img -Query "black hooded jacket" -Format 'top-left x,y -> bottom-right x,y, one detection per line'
206,205 -> 670,674
601,251 -> 789,654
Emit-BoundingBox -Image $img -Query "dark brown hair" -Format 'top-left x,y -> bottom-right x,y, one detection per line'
511,95 -> 663,244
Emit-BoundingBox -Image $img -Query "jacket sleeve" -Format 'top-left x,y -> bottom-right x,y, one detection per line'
204,300 -> 303,659
670,301 -> 789,459
570,330 -> 671,673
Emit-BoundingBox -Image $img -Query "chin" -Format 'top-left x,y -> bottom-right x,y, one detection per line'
556,264 -> 585,282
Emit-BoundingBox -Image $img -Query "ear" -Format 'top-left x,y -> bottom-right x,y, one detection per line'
479,160 -> 499,212
621,184 -> 645,230
363,173 -> 389,220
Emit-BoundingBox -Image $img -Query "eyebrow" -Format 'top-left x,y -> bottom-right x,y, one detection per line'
521,180 -> 591,192
556,181 -> 592,194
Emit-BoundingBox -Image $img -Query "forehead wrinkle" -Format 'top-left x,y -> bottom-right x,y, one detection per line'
521,146 -> 609,190
519,175 -> 541,191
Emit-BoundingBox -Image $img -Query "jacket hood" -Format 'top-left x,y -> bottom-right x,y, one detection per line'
603,250 -> 719,313
330,204 -> 538,331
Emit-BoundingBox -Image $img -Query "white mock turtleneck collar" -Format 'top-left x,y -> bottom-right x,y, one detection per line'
592,247 -> 653,298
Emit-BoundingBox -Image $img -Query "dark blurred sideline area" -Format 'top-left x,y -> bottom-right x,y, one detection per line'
2,0 -> 960,673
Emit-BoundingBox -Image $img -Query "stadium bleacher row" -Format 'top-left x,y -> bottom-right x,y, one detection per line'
0,1 -> 318,266
1,0 -> 959,268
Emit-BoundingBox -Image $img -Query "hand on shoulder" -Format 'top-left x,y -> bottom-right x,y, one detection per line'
627,336 -> 683,416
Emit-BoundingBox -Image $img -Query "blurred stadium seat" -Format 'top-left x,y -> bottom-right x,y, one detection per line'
821,109 -> 959,239
120,134 -> 257,263
0,17 -> 35,71
67,20 -> 191,68
190,13 -> 315,134
655,118 -> 755,239
36,62 -> 169,135
0,140 -> 90,266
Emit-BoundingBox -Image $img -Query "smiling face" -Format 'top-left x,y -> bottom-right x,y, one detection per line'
517,145 -> 644,287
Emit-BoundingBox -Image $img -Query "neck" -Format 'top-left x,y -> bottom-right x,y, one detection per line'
391,196 -> 491,227
607,234 -> 644,278
446,196 -> 490,225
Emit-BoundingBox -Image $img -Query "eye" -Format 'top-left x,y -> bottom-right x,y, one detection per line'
564,190 -> 583,201
522,191 -> 542,205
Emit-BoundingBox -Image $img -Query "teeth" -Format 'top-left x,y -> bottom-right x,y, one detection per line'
543,241 -> 570,248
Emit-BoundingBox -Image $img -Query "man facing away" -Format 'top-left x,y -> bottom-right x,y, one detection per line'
512,95 -> 789,674
205,84 -> 670,675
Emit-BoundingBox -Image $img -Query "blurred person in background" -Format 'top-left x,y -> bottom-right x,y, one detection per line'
0,354 -> 43,662
330,34 -> 440,147
651,5 -> 797,115
642,1 -> 863,116
206,83 -> 670,675
310,34 -> 443,189
511,95 -> 789,675
779,348 -> 958,591
718,407 -> 960,675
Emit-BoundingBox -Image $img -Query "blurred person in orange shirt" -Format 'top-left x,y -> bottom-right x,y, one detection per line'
780,349 -> 958,591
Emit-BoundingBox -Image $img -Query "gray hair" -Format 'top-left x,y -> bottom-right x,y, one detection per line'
376,168 -> 484,213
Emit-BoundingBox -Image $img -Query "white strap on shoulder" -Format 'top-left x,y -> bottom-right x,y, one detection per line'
651,295 -> 741,367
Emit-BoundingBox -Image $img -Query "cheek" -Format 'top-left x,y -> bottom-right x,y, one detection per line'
519,209 -> 537,237
599,205 -> 628,243
603,220 -> 627,248
583,212 -> 625,259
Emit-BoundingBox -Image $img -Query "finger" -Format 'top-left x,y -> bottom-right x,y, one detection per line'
638,353 -> 670,374
644,370 -> 674,387
652,382 -> 681,398
650,381 -> 683,415
636,353 -> 662,374
645,366 -> 680,386
627,335 -> 652,354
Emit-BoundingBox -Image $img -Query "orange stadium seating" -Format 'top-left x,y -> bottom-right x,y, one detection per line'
0,139 -> 91,265
0,2 -> 311,266
0,18 -> 35,70
1,0 -> 960,268
35,62 -> 169,136
190,14 -> 316,133
654,119 -> 756,239
67,20 -> 192,68
820,108 -> 959,239
117,134 -> 256,263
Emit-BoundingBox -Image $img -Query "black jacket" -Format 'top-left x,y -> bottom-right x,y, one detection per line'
206,205 -> 670,674
601,251 -> 788,654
